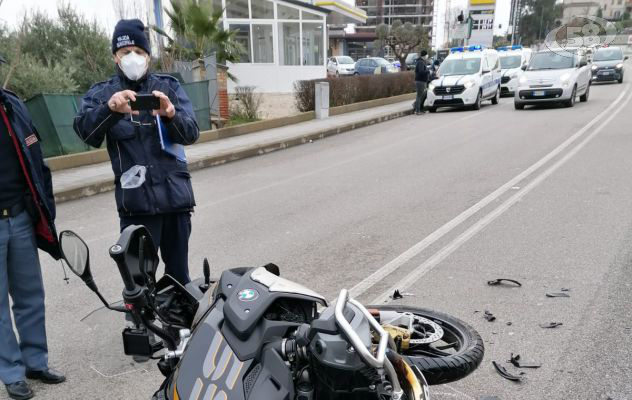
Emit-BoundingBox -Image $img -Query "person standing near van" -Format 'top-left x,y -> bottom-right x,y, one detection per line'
73,19 -> 199,285
415,50 -> 430,115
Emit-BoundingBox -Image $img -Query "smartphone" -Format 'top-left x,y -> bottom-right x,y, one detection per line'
130,94 -> 161,111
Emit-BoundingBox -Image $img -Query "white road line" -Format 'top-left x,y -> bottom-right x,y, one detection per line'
348,85 -> 629,300
371,88 -> 632,304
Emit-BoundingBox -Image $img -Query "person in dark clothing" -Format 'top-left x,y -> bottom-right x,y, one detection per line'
415,50 -> 430,115
73,19 -> 200,285
0,55 -> 65,400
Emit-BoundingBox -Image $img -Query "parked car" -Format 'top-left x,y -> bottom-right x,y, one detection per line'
354,57 -> 399,75
514,49 -> 591,109
386,57 -> 402,70
497,45 -> 533,96
327,56 -> 356,76
405,53 -> 419,70
591,46 -> 627,84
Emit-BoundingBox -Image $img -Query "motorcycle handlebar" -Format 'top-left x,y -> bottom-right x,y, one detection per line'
109,245 -> 137,293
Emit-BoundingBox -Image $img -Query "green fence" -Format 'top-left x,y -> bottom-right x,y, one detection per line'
25,94 -> 91,158
26,80 -> 211,158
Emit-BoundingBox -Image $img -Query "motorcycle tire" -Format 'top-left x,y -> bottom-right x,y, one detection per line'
370,305 -> 484,386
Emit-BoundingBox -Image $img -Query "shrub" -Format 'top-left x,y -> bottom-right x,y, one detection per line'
232,86 -> 262,120
293,72 -> 415,112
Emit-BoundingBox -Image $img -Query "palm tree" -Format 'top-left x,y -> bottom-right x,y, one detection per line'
151,0 -> 242,66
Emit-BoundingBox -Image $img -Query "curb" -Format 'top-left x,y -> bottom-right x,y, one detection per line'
53,106 -> 413,203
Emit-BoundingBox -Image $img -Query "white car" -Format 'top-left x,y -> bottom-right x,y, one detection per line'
514,50 -> 592,109
327,56 -> 356,77
426,46 -> 502,112
498,46 -> 532,96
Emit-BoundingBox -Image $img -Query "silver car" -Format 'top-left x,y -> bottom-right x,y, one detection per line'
514,50 -> 592,109
327,56 -> 356,77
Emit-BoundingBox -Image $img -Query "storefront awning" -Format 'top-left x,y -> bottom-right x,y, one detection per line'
313,1 -> 367,24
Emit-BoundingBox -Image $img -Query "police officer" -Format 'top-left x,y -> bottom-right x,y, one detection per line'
414,50 -> 430,115
73,19 -> 200,284
0,54 -> 65,400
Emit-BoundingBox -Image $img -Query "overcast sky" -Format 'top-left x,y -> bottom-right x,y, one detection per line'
0,0 -> 512,47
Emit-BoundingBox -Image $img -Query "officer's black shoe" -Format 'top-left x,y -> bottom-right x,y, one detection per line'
5,381 -> 34,400
25,368 -> 66,384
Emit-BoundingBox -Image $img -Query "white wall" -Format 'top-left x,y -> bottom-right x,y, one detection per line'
227,64 -> 327,93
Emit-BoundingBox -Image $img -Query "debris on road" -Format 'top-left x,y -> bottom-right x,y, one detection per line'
539,322 -> 563,329
487,278 -> 522,287
546,292 -> 570,298
508,353 -> 542,369
392,290 -> 404,300
561,288 -> 571,292
492,361 -> 524,382
506,321 -> 513,326
483,310 -> 496,322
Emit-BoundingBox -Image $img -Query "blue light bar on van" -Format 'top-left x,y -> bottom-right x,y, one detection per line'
511,45 -> 523,50
497,46 -> 508,51
468,45 -> 483,51
450,47 -> 464,53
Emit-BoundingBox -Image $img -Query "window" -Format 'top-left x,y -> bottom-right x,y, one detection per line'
231,24 -> 252,62
278,4 -> 299,19
278,22 -> 300,65
302,11 -> 323,21
252,24 -> 274,63
302,23 -> 324,65
227,0 -> 249,18
252,0 -> 274,19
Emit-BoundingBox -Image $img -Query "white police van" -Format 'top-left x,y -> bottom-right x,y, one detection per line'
498,45 -> 532,96
426,46 -> 502,112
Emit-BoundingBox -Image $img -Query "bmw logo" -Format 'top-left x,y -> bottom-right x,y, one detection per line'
237,289 -> 259,302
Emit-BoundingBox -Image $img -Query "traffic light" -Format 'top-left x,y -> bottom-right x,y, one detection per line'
457,11 -> 464,23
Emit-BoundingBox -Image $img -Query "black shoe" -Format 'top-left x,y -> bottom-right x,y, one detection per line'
5,381 -> 34,400
25,368 -> 66,384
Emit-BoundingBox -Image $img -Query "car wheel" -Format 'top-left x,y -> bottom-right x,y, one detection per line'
580,83 -> 590,102
472,91 -> 482,110
491,87 -> 500,105
428,107 -> 437,113
565,85 -> 577,108
618,75 -> 624,83
353,72 -> 359,76
514,102 -> 525,110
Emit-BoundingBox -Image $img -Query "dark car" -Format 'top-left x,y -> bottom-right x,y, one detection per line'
591,46 -> 628,83
405,53 -> 419,70
354,57 -> 399,75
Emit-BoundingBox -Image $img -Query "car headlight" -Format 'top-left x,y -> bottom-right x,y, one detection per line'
428,83 -> 435,91
519,75 -> 528,85
509,71 -> 519,79
463,80 -> 476,89
616,63 -> 624,69
591,65 -> 598,71
559,73 -> 571,87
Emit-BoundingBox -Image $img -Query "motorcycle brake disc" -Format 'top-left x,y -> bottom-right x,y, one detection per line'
407,314 -> 444,345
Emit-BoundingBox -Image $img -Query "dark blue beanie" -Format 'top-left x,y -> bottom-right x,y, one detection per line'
112,19 -> 151,55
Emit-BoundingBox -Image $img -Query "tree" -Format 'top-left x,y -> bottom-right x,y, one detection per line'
493,35 -> 511,48
517,0 -> 562,46
375,20 -> 429,71
152,0 -> 242,67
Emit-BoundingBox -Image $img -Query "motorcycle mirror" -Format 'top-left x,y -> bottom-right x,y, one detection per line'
59,230 -> 91,281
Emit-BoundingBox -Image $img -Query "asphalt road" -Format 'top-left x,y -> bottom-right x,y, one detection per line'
10,80 -> 632,400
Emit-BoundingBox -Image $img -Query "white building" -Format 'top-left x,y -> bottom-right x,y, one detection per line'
467,0 -> 496,48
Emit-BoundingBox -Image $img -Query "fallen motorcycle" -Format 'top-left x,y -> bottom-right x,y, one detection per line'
58,225 -> 484,400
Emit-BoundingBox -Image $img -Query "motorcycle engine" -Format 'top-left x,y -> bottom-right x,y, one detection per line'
308,302 -> 381,400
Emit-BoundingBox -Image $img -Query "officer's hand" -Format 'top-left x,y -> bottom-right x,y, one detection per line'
151,90 -> 176,119
108,90 -> 138,115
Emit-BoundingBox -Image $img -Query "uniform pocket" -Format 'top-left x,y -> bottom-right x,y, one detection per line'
166,171 -> 195,210
115,184 -> 151,214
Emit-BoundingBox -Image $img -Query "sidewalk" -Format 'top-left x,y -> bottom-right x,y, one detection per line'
52,100 -> 413,203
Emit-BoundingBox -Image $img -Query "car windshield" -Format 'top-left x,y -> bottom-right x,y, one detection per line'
438,58 -> 481,76
337,56 -> 355,64
375,58 -> 390,66
528,52 -> 575,70
594,48 -> 623,61
406,53 -> 418,62
500,55 -> 521,69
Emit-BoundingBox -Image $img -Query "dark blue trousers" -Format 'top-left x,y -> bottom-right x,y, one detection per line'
0,212 -> 48,384
120,212 -> 192,285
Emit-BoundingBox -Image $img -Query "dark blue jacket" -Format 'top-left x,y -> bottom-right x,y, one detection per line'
0,89 -> 61,259
73,72 -> 199,217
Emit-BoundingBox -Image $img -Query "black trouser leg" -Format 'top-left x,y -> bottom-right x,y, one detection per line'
415,81 -> 427,113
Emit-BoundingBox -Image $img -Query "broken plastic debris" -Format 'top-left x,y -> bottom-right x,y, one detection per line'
487,278 -> 522,287
506,321 -> 513,326
492,361 -> 524,382
539,322 -> 563,329
508,353 -> 542,369
546,292 -> 570,298
483,310 -> 496,322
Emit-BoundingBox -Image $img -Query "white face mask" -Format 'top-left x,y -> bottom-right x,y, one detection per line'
119,52 -> 148,81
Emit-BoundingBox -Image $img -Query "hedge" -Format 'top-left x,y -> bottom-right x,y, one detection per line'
294,71 -> 415,112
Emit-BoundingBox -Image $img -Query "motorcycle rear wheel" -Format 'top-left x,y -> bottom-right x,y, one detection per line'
370,305 -> 484,386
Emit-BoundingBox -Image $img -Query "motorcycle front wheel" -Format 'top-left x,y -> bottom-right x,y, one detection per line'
370,305 -> 484,386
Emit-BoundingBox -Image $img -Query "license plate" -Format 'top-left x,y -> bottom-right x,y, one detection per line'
601,71 -> 612,75
533,90 -> 545,97
442,95 -> 454,100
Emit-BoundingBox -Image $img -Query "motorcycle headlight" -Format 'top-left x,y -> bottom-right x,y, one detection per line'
463,80 -> 476,89
616,63 -> 624,69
